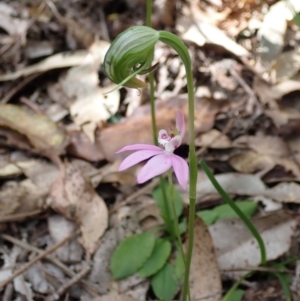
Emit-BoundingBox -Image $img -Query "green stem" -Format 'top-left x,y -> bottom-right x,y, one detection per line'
168,171 -> 190,301
146,0 -> 152,27
200,159 -> 267,265
159,31 -> 197,301
168,171 -> 186,266
146,0 -> 174,238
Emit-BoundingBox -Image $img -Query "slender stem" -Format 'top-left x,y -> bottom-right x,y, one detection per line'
146,0 -> 152,27
200,159 -> 267,265
159,31 -> 197,301
168,171 -> 190,301
146,0 -> 174,238
168,171 -> 186,267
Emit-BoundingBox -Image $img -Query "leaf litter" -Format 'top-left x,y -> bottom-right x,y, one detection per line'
1,0 -> 300,300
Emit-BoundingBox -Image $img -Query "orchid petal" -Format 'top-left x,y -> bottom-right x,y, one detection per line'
176,110 -> 185,137
118,150 -> 163,171
137,153 -> 171,183
165,135 -> 182,153
158,129 -> 171,146
116,144 -> 162,153
170,154 -> 189,189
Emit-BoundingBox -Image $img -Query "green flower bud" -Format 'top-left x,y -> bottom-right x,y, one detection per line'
104,26 -> 159,89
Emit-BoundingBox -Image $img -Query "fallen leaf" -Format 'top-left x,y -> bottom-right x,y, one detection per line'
271,49 -> 300,82
177,17 -> 249,57
0,104 -> 66,154
229,151 -> 275,173
0,50 -> 93,81
256,1 -> 287,65
67,130 -> 104,161
188,217 -> 222,301
0,3 -> 28,43
49,161 -> 108,254
196,172 -> 300,204
14,275 -> 33,301
48,215 -> 83,263
233,135 -> 289,157
24,264 -> 55,294
209,211 -> 298,278
195,129 -> 232,149
70,85 -> 120,142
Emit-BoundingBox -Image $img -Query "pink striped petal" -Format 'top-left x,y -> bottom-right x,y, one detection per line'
116,144 -> 162,153
176,110 -> 185,137
137,153 -> 171,183
170,154 -> 189,189
119,150 -> 163,171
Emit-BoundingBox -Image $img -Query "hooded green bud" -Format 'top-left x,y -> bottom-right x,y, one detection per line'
104,26 -> 159,89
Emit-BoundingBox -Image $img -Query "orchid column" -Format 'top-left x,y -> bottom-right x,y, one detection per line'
104,26 -> 197,301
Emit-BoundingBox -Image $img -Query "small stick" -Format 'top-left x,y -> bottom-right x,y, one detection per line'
1,234 -> 99,296
222,266 -> 293,274
46,265 -> 91,301
0,230 -> 79,289
0,209 -> 43,223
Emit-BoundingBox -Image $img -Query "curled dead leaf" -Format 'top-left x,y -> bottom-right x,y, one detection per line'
0,104 -> 66,154
188,217 -> 222,301
49,161 -> 108,254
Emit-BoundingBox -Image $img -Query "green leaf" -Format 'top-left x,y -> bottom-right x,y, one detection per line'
174,252 -> 185,283
228,289 -> 244,301
152,180 -> 183,221
110,232 -> 155,279
151,263 -> 179,301
196,210 -> 218,226
214,201 -> 257,222
139,239 -> 171,278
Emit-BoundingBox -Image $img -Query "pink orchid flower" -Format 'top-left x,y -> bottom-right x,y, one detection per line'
117,110 -> 189,189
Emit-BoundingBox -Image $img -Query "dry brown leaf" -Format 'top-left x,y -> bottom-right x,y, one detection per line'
233,135 -> 289,157
210,211 -> 298,279
230,135 -> 300,176
48,215 -> 83,263
0,3 -> 28,43
177,16 -> 249,57
229,151 -> 274,173
70,84 -> 120,142
188,217 -> 222,301
0,50 -> 92,81
256,1 -> 287,66
98,96 -> 229,161
0,104 -> 66,154
195,129 -> 232,149
67,130 -> 104,161
196,173 -> 300,204
272,49 -> 300,82
50,161 -> 108,254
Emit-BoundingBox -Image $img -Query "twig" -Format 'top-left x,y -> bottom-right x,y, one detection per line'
1,234 -> 99,297
0,230 -> 80,289
1,73 -> 41,104
0,209 -> 43,223
46,265 -> 91,300
2,283 -> 13,301
222,266 -> 293,274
